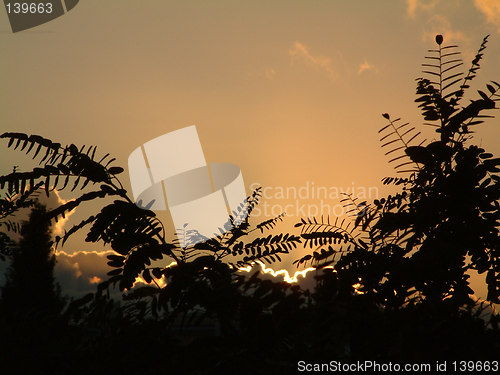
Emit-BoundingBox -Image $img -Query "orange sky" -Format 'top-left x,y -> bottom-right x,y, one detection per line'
1,0 -> 500,299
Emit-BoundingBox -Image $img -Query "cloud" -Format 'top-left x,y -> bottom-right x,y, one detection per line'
405,1 -> 468,47
133,260 -> 317,290
2,188 -> 77,242
1,247 -> 176,299
288,42 -> 377,81
289,41 -> 337,80
265,67 -> 276,79
358,60 -> 378,76
51,189 -> 76,236
407,0 -> 418,18
239,261 -> 315,283
475,0 -> 500,32
0,249 -> 113,298
133,261 -> 177,288
422,14 -> 469,45
89,276 -> 102,284
407,0 -> 440,18
3,250 -> 495,304
247,67 -> 277,80
55,250 -> 116,297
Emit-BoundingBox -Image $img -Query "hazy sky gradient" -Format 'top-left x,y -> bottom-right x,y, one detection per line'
1,0 -> 500,299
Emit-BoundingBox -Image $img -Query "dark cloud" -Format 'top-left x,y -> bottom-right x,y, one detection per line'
54,250 -> 116,298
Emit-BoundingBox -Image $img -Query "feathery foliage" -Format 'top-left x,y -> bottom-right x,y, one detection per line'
0,136 -> 299,305
295,35 -> 500,310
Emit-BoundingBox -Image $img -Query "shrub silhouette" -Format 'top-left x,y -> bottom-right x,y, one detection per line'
295,35 -> 500,313
289,34 -> 500,362
0,204 -> 68,374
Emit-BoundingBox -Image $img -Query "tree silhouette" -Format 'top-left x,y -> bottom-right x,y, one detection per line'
295,35 -> 500,313
1,204 -> 64,323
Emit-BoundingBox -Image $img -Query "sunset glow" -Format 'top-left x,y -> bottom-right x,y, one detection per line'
238,261 -> 317,284
2,1 -> 500,371
1,0 -> 500,304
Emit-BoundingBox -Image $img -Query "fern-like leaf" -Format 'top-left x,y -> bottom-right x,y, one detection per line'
379,114 -> 424,173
